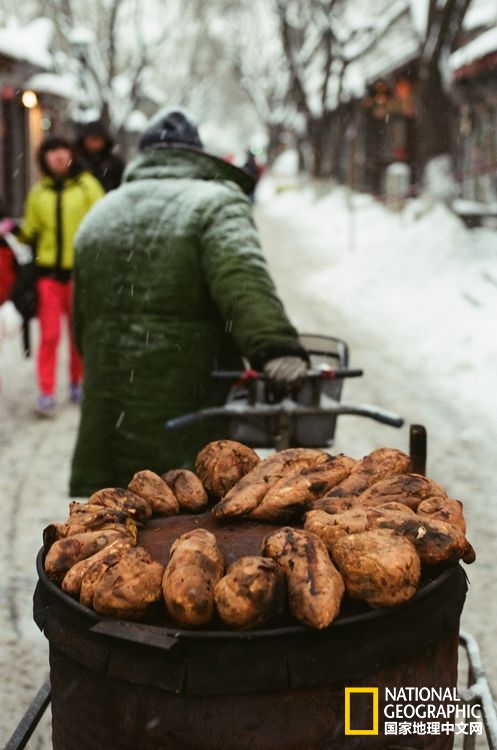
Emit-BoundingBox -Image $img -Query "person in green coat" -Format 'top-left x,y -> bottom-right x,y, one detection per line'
69,109 -> 308,497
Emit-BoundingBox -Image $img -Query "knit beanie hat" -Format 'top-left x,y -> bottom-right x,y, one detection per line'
139,109 -> 203,152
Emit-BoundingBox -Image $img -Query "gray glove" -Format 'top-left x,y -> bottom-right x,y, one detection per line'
263,356 -> 308,385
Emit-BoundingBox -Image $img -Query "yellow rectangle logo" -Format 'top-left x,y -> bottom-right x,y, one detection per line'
345,687 -> 379,735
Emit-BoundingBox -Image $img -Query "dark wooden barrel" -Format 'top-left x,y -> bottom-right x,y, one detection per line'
34,513 -> 468,750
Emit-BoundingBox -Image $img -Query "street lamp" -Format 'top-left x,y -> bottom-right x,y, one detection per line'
21,90 -> 38,109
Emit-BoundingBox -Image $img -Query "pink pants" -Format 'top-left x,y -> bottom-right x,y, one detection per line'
36,277 -> 83,397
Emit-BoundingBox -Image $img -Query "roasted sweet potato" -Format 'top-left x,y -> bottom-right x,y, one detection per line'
262,527 -> 344,629
195,440 -> 260,498
44,527 -> 133,583
162,529 -> 224,627
79,544 -> 127,608
326,448 -> 412,498
52,503 -> 136,538
87,487 -> 153,522
357,473 -> 448,511
212,448 -> 331,520
214,556 -> 286,629
251,454 -> 356,521
304,507 -> 370,553
416,496 -> 466,533
161,469 -> 208,512
365,503 -> 417,532
128,469 -> 179,516
62,538 -> 133,598
332,528 -> 421,608
396,516 -> 475,566
91,547 -> 165,619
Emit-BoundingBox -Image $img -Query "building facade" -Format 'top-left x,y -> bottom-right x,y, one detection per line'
451,31 -> 497,204
0,37 -> 71,217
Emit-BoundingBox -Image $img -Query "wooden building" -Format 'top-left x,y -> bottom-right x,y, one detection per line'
451,28 -> 497,204
339,3 -> 497,208
0,23 -> 72,217
356,68 -> 418,197
338,5 -> 420,199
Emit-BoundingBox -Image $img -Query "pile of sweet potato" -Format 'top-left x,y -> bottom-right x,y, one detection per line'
42,440 -> 475,629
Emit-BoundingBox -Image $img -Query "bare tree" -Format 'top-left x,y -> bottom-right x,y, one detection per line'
416,0 -> 472,183
35,0 -> 179,136
268,0 -> 411,176
143,0 -> 276,155
215,0 -> 299,163
5,0 -> 473,183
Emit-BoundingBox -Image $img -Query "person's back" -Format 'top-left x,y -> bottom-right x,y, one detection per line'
70,110 -> 308,497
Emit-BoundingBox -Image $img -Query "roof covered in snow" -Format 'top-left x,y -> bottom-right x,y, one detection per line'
346,0 -> 497,93
463,0 -> 497,31
0,19 -> 76,100
0,18 -> 54,71
24,72 -> 75,99
450,25 -> 497,72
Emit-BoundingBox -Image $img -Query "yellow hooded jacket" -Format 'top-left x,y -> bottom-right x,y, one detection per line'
20,171 -> 104,273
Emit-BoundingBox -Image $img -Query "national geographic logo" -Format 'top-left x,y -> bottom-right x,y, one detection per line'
344,686 -> 483,739
345,688 -> 379,735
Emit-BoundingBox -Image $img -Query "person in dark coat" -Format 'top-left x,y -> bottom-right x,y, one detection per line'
76,121 -> 125,192
243,149 -> 264,182
69,108 -> 308,497
243,149 -> 265,203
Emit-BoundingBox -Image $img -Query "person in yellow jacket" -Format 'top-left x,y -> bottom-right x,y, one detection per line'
19,135 -> 104,417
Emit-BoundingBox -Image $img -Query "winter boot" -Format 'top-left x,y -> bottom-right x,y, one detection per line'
35,395 -> 56,418
69,383 -> 83,404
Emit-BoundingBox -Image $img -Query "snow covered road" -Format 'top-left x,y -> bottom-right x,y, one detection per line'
0,332 -> 76,747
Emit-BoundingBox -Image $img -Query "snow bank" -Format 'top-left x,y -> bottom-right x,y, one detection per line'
258,178 -> 497,426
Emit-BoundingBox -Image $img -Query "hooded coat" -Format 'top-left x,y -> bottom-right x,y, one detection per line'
76,122 -> 125,192
20,171 -> 104,276
69,146 -> 306,496
20,138 -> 104,279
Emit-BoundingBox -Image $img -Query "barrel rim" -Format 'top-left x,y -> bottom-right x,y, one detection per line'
35,547 -> 463,640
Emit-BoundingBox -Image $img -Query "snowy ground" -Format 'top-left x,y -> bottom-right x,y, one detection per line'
256,175 -> 497,696
0,176 -> 495,747
0,328 -> 77,748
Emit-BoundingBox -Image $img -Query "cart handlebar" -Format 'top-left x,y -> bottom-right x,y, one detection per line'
165,400 -> 404,432
211,367 -> 363,380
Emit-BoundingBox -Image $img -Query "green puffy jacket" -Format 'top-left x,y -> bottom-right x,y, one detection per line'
69,147 -> 305,497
